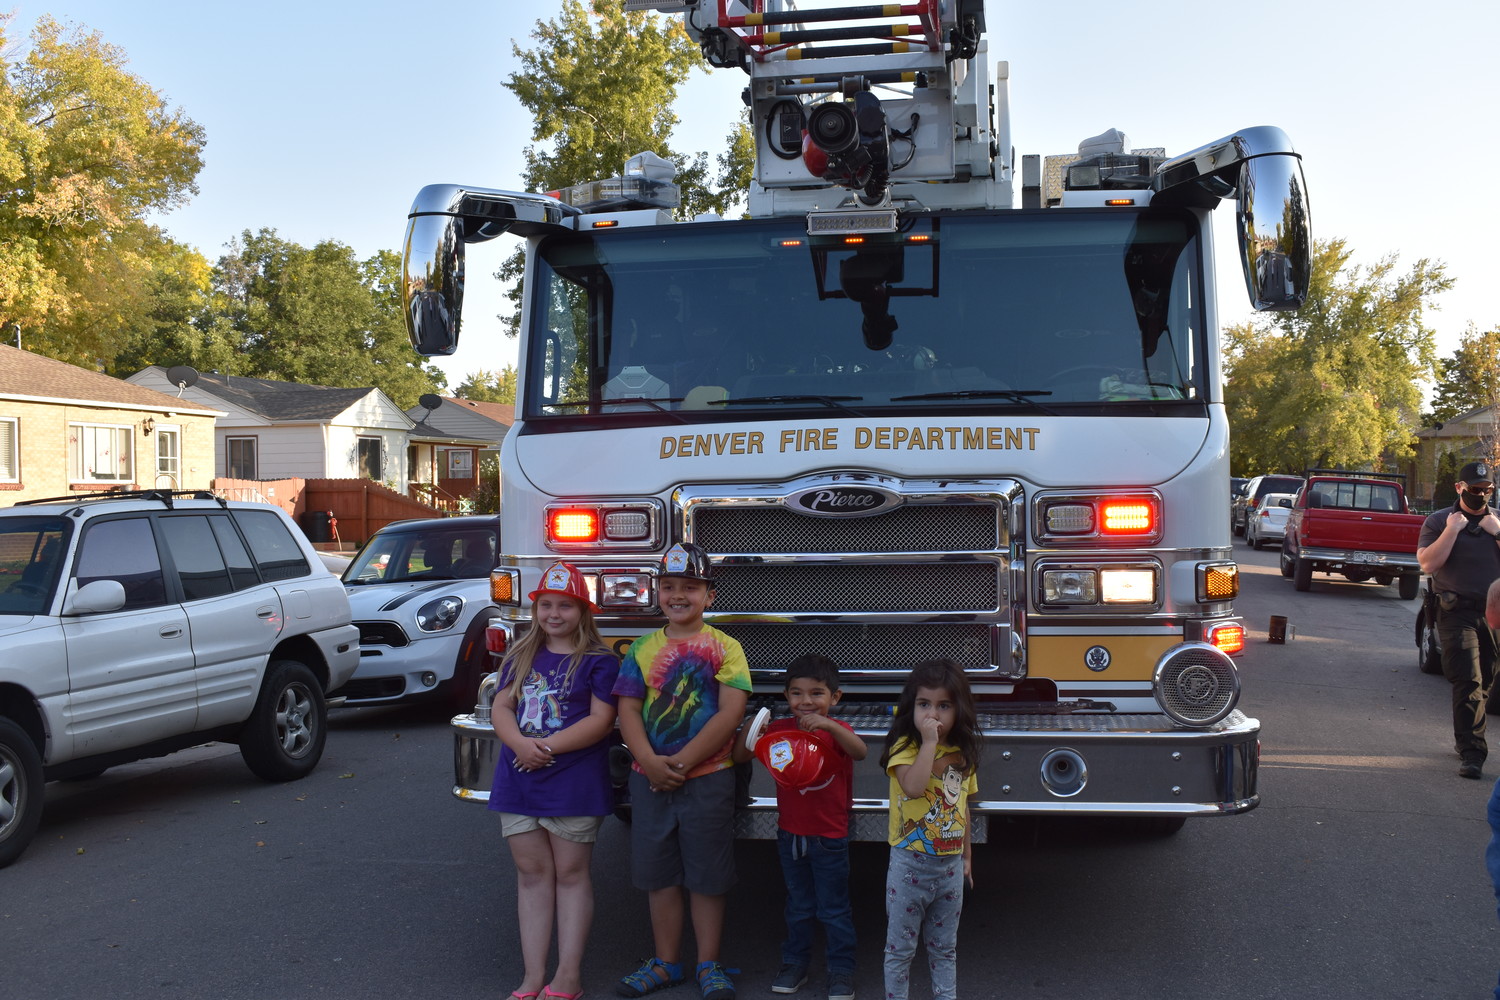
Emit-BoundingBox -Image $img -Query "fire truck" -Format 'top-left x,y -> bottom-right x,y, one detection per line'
403,0 -> 1309,840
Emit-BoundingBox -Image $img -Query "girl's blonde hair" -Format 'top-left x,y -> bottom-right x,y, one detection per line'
499,595 -> 612,700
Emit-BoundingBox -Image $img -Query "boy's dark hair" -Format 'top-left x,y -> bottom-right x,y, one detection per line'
783,652 -> 840,692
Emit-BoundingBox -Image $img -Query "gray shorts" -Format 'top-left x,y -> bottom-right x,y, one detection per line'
498,812 -> 605,844
628,767 -> 737,895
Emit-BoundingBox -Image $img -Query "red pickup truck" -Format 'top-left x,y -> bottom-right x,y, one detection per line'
1278,470 -> 1425,600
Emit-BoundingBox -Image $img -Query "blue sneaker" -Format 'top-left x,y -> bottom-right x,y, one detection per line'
770,964 -> 807,994
616,957 -> 685,998
696,961 -> 736,1000
827,971 -> 855,1000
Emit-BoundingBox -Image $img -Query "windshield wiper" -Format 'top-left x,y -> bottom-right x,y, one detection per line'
554,397 -> 689,423
710,394 -> 866,415
890,389 -> 1057,413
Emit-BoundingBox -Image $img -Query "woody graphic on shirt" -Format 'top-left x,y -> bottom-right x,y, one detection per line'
892,752 -> 968,855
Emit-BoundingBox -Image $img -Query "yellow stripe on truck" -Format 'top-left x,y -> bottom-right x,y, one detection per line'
1027,633 -> 1179,681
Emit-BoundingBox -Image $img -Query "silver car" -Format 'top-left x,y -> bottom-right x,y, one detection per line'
340,516 -> 500,709
1246,492 -> 1295,550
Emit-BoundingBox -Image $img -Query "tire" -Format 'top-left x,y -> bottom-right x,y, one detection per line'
448,614 -> 499,714
1245,522 -> 1258,549
1398,575 -> 1419,601
1293,556 -> 1313,592
239,659 -> 327,782
1232,515 -> 1245,538
0,717 -> 44,869
1279,544 -> 1295,579
1417,609 -> 1443,675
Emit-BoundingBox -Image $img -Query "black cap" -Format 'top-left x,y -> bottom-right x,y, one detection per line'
1459,461 -> 1494,485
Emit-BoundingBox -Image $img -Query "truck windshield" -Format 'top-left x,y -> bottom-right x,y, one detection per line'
524,209 -> 1206,421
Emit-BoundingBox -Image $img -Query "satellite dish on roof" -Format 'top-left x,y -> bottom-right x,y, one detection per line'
165,366 -> 199,397
418,393 -> 443,411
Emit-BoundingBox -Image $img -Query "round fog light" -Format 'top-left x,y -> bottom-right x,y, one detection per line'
420,671 -> 438,688
1154,642 -> 1240,726
1039,748 -> 1088,797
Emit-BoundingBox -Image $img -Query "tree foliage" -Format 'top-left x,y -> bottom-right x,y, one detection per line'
453,367 -> 517,404
492,0 -> 751,336
1428,324 -> 1500,425
1223,239 -> 1451,476
198,231 -> 446,408
0,15 -> 207,365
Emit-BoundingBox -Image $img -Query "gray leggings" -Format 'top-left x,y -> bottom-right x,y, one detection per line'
883,846 -> 964,1000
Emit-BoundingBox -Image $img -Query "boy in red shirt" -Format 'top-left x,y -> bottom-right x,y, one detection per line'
735,654 -> 868,1000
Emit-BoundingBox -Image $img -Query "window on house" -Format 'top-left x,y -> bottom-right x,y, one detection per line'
71,424 -> 133,483
357,436 -> 382,480
156,427 -> 181,489
0,417 -> 17,482
227,437 -> 257,480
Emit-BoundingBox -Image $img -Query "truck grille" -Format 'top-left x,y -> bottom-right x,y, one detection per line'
714,562 -> 999,613
694,503 -> 999,553
716,622 -> 995,672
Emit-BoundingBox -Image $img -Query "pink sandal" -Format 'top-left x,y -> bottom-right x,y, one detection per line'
543,987 -> 584,1000
510,992 -> 541,1000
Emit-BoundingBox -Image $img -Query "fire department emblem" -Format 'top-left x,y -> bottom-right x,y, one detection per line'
1084,645 -> 1111,672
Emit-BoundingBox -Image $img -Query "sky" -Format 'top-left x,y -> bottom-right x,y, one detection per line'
8,0 -> 1500,392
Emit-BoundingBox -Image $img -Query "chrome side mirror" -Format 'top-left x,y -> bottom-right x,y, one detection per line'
1152,126 -> 1311,312
1237,152 -> 1311,311
401,185 -> 578,356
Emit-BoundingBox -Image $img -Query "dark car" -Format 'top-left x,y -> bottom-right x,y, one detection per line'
1232,474 -> 1305,538
1230,477 -> 1251,529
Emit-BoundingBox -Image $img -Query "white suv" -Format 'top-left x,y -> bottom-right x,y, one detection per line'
0,491 -> 359,868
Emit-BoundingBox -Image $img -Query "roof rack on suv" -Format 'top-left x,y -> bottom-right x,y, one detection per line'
16,488 -> 229,509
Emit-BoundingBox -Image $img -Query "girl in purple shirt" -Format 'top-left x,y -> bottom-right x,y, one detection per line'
491,562 -> 620,1000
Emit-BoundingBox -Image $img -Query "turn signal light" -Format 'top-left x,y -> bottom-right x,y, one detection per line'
1207,622 -> 1245,656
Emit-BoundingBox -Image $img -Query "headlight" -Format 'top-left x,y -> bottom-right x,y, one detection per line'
416,595 -> 464,632
1042,569 -> 1097,604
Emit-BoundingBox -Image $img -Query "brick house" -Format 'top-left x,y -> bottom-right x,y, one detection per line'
0,345 -> 221,502
1409,403 -> 1500,502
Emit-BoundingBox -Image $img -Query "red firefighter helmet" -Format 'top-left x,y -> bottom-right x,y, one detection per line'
528,561 -> 598,611
746,708 -> 835,791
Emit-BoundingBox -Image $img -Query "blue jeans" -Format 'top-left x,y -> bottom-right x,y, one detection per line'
777,829 -> 856,974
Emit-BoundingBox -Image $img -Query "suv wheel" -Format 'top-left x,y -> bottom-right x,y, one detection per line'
239,659 -> 328,782
0,718 -> 44,869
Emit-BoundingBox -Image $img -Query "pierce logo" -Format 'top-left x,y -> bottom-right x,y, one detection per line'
787,485 -> 900,517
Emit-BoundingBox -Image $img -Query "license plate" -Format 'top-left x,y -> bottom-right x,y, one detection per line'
1347,552 -> 1384,564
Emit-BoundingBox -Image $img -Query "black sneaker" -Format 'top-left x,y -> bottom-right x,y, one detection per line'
1460,760 -> 1484,779
770,964 -> 808,994
827,971 -> 855,1000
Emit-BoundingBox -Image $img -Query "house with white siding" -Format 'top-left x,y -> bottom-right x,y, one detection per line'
127,368 -> 415,485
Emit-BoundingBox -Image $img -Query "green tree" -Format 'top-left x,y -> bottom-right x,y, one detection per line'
1428,324 -> 1500,425
0,15 -> 206,365
494,0 -> 751,334
453,367 -> 518,404
203,230 -> 446,408
1224,239 -> 1451,476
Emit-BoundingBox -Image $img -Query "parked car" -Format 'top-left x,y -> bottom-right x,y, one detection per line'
1233,474 -> 1305,538
0,490 -> 360,869
1245,492 -> 1294,550
1278,471 -> 1424,599
340,515 -> 501,709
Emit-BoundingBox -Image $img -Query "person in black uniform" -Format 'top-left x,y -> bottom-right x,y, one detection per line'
1418,461 -> 1500,779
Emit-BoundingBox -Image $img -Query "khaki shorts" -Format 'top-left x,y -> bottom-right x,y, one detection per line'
498,812 -> 606,844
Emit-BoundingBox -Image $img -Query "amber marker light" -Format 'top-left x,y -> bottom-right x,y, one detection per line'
1208,622 -> 1246,656
778,239 -> 804,248
549,509 -> 599,542
843,236 -> 865,245
591,219 -> 619,229
1104,198 -> 1136,206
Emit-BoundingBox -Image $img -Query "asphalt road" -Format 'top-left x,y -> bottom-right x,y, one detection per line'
3,541 -> 1497,999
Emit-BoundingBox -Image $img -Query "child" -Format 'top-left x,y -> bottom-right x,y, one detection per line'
733,653 -> 867,1000
879,659 -> 981,1000
612,543 -> 752,1000
490,561 -> 622,1000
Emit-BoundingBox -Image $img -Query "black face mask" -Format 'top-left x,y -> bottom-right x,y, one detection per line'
1460,489 -> 1493,513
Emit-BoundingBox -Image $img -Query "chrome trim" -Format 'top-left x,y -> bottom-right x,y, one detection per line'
1032,558 -> 1162,614
402,184 -> 579,356
1154,641 -> 1241,727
